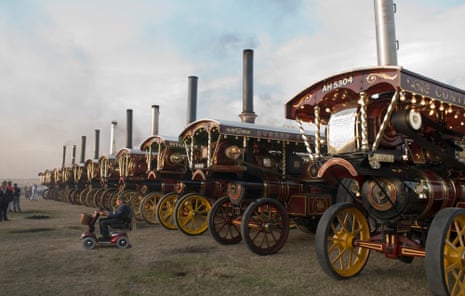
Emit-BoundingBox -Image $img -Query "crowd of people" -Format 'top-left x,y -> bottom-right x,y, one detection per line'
0,181 -> 40,222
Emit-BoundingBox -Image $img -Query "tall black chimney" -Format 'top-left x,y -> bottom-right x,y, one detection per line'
80,136 -> 86,164
187,76 -> 198,124
94,129 -> 100,159
239,49 -> 257,123
151,105 -> 160,136
62,145 -> 66,168
126,109 -> 133,149
72,145 -> 76,165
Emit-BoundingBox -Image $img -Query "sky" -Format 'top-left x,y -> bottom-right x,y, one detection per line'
2,0 -> 465,179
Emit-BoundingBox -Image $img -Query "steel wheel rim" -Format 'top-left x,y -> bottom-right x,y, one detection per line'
140,192 -> 162,224
208,196 -> 242,244
444,214 -> 465,294
176,194 -> 211,235
157,193 -> 178,230
241,198 -> 289,255
326,206 -> 370,277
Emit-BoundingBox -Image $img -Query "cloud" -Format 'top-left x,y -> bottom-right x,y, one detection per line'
1,0 -> 465,178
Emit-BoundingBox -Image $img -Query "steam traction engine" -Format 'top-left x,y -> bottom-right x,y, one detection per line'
285,66 -> 465,295
137,135 -> 188,225
177,119 -> 334,253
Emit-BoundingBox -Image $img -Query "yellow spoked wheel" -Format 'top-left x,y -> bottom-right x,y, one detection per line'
139,192 -> 163,225
315,202 -> 371,279
174,192 -> 212,236
426,207 -> 465,296
156,192 -> 178,230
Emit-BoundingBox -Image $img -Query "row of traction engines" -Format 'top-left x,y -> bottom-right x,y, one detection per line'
40,117 -> 336,255
114,119 -> 335,255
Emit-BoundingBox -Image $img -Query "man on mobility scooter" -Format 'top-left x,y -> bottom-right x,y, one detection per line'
80,196 -> 132,249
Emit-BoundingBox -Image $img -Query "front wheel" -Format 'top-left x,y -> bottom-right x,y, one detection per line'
82,237 -> 97,250
315,202 -> 371,279
140,192 -> 163,225
208,196 -> 243,244
425,207 -> 465,296
241,198 -> 289,255
174,193 -> 212,236
156,192 -> 178,230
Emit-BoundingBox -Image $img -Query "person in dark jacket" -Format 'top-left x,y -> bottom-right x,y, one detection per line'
98,196 -> 130,241
12,183 -> 21,212
0,181 -> 12,221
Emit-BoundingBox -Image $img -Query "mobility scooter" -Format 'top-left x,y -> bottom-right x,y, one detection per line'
80,210 -> 131,250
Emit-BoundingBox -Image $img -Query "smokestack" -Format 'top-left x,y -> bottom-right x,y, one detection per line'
72,145 -> 76,165
151,105 -> 160,136
110,121 -> 117,155
374,0 -> 398,65
126,109 -> 133,149
62,145 -> 66,168
94,129 -> 100,159
187,76 -> 198,124
239,49 -> 257,123
80,136 -> 86,163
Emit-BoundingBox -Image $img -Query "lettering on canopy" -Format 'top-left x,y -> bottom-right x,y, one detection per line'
322,76 -> 353,93
402,73 -> 465,108
222,126 -> 302,142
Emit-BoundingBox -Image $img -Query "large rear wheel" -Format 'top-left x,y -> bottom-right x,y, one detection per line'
208,196 -> 243,245
156,192 -> 178,230
174,193 -> 212,236
241,198 -> 289,255
425,207 -> 465,296
315,202 -> 371,279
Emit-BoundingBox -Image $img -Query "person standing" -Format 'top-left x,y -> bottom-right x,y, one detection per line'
30,184 -> 37,201
7,181 -> 14,212
0,181 -> 12,221
12,183 -> 21,212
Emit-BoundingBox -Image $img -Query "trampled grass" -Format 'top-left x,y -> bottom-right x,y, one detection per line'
0,198 -> 430,296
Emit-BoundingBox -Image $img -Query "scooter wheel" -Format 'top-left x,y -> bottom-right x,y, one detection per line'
116,236 -> 129,249
82,237 -> 97,250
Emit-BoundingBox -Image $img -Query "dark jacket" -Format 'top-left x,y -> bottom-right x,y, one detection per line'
108,204 -> 130,221
0,188 -> 12,206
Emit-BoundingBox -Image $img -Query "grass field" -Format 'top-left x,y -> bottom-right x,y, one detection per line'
0,195 -> 431,296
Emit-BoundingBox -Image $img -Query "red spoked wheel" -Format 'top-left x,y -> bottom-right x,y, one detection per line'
240,198 -> 289,255
208,196 -> 243,245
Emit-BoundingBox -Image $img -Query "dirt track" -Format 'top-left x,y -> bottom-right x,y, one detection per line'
0,196 -> 431,296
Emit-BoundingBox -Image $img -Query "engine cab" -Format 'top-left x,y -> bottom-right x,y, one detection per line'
286,66 -> 465,225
